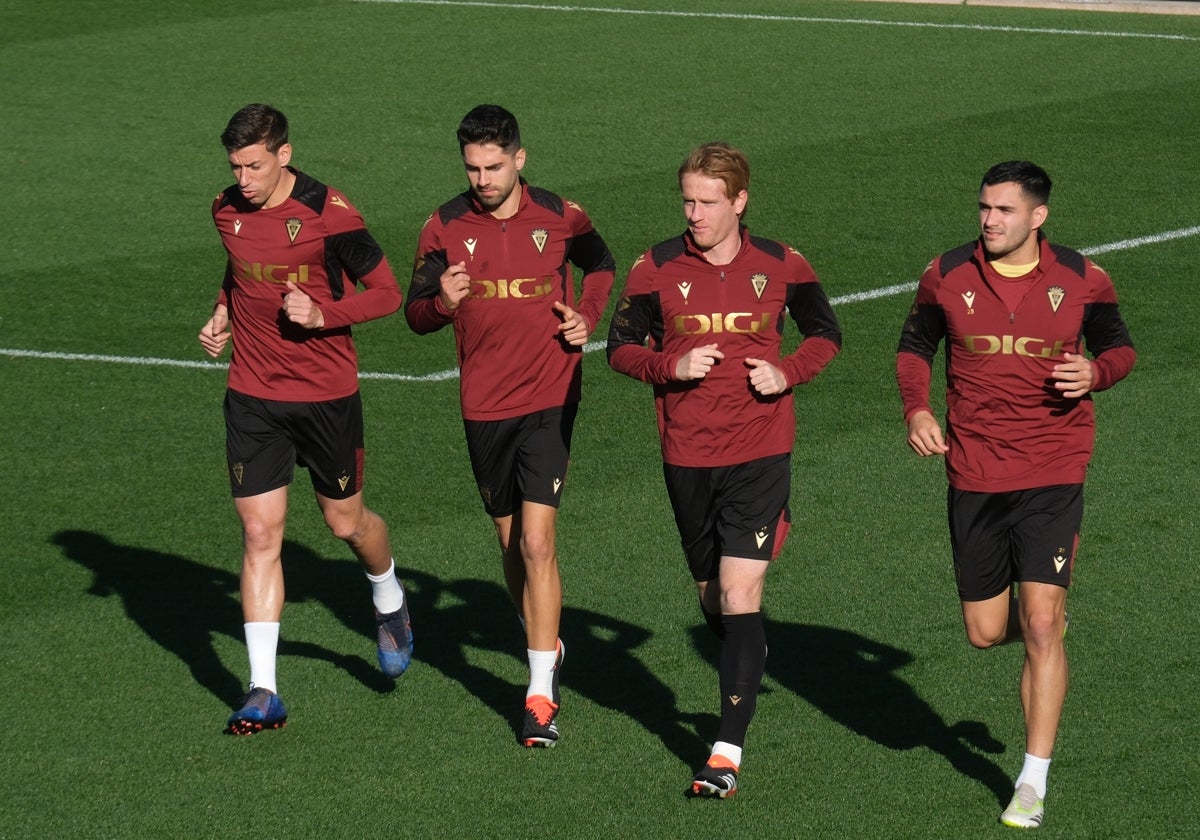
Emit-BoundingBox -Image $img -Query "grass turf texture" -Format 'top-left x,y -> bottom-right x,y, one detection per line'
1,0 -> 1198,836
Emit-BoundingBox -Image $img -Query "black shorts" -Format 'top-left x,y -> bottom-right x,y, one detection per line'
463,404 -> 577,518
663,453 -> 792,582
948,483 -> 1083,602
224,389 -> 365,500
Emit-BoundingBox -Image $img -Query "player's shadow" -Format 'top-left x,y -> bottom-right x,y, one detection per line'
51,531 -> 392,708
691,619 -> 1013,806
393,566 -> 710,766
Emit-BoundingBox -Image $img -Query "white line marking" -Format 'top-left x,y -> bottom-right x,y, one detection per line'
3,224 -> 1195,379
0,350 -> 228,371
353,0 -> 1200,41
1076,224 -> 1200,255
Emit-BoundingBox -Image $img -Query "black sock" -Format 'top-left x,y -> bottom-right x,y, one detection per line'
701,603 -> 725,641
715,611 -> 766,748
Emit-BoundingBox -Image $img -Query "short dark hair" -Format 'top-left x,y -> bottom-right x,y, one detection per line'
981,160 -> 1052,206
457,104 -> 521,153
221,104 -> 289,153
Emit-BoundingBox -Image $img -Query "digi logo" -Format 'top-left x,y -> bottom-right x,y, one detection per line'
962,335 -> 1066,358
471,277 -> 554,300
674,312 -> 771,335
234,260 -> 310,285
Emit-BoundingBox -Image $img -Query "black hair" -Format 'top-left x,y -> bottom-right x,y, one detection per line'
981,160 -> 1052,205
221,103 -> 289,153
456,104 -> 521,153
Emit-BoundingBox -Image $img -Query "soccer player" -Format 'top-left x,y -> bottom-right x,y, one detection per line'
198,104 -> 413,735
607,142 -> 842,797
896,161 -> 1136,828
405,105 -> 615,747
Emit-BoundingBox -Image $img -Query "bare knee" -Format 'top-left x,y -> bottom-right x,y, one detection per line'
720,585 -> 760,615
1022,610 -> 1065,653
241,516 -> 282,556
963,612 -> 1012,649
520,529 -> 556,569
965,627 -> 1007,649
324,506 -> 373,545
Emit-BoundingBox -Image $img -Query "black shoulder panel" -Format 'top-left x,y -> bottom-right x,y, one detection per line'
528,186 -> 565,217
748,234 -> 786,262
217,186 -> 256,212
650,236 -> 686,268
291,170 -> 328,215
938,242 -> 976,277
437,194 -> 473,226
1049,243 -> 1087,279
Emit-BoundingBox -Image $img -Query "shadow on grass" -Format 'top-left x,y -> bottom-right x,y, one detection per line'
698,619 -> 1012,806
51,531 -> 394,714
393,565 -> 711,767
49,530 -> 707,762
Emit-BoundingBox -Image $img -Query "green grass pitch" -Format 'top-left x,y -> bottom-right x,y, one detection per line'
1,0 -> 1198,836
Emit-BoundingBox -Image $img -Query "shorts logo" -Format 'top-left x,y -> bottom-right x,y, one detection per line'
1048,285 -> 1065,313
338,473 -> 350,492
962,290 -> 976,314
531,228 -> 549,254
755,526 -> 769,549
750,273 -> 768,300
553,477 -> 562,494
231,462 -> 244,486
728,694 -> 742,706
1053,547 -> 1067,574
286,217 -> 302,243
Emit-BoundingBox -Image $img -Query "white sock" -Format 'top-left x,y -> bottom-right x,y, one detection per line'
526,648 -> 558,700
711,741 -> 743,769
1015,753 -> 1051,798
365,559 -> 404,614
245,622 -> 280,694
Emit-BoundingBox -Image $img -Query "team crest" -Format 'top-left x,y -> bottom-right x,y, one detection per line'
678,281 -> 692,301
286,217 -> 302,243
464,237 -> 478,256
531,228 -> 549,254
750,273 -> 768,300
961,290 -> 976,315
1047,285 -> 1065,313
